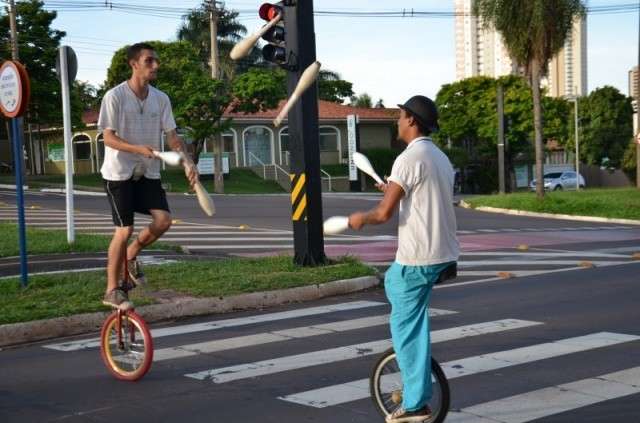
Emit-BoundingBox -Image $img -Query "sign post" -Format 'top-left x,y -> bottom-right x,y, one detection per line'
347,114 -> 361,191
0,60 -> 31,287
56,46 -> 78,243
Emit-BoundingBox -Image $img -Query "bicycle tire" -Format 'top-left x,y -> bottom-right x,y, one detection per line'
370,347 -> 450,423
100,310 -> 153,381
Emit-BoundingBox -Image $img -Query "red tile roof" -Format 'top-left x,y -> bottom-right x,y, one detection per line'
224,100 -> 399,122
81,101 -> 398,126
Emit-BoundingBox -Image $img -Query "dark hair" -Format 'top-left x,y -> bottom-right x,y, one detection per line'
406,110 -> 432,136
127,42 -> 155,65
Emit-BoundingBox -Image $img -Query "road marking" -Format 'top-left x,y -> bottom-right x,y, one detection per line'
279,332 -> 640,408
447,366 -> 640,423
185,319 -> 542,383
155,310 -> 460,361
42,301 -> 387,352
0,267 -> 105,280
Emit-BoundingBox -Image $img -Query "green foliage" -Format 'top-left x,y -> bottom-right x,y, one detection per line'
0,0 -> 87,128
360,148 -> 399,178
318,70 -> 354,103
434,75 -> 569,160
570,86 -> 633,167
231,67 -> 286,113
351,93 -> 373,108
442,146 -> 470,170
472,0 -> 586,78
622,140 -> 637,182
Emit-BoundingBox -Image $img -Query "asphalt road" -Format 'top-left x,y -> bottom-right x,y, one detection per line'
1,188 -> 640,422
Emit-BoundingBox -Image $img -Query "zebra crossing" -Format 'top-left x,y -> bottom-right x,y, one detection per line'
40,298 -> 640,422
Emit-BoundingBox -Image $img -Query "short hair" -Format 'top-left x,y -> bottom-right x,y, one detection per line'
405,110 -> 432,136
127,42 -> 155,65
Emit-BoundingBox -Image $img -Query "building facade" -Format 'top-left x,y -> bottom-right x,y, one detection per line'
454,0 -> 587,97
13,101 -> 398,176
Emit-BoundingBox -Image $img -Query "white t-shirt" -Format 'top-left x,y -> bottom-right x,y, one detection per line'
387,137 -> 460,266
98,81 -> 177,181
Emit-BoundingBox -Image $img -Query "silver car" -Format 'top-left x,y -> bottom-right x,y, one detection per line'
530,171 -> 586,191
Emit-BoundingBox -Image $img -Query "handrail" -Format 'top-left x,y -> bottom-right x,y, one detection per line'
320,168 -> 332,192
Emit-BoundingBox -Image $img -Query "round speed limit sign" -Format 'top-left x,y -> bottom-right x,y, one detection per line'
0,61 -> 30,118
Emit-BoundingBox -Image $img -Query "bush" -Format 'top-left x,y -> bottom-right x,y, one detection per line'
360,148 -> 399,179
622,140 -> 637,182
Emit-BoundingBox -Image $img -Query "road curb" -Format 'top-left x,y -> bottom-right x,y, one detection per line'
459,200 -> 640,226
0,275 -> 381,347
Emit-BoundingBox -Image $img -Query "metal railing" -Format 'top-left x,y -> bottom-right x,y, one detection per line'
320,169 -> 332,192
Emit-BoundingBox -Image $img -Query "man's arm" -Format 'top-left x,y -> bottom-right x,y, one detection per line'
165,129 -> 199,187
103,129 -> 155,158
348,181 -> 404,230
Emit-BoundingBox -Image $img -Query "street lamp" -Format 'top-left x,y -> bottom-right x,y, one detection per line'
565,91 -> 580,191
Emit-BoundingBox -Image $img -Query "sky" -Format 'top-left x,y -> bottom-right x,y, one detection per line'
32,0 -> 640,106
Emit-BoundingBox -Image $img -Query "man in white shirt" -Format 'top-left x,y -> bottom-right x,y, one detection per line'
98,42 -> 198,309
349,95 -> 459,423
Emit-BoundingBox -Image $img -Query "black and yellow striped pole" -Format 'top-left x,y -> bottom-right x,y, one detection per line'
284,0 -> 326,265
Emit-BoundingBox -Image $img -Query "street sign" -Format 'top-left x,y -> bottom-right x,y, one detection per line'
0,60 -> 30,287
55,46 -> 78,86
0,60 -> 30,118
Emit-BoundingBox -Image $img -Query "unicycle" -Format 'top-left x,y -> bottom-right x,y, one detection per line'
370,348 -> 450,422
99,251 -> 153,381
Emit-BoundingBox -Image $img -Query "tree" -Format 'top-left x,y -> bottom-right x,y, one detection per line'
177,3 -> 255,80
571,86 -> 633,168
0,0 -> 75,128
474,0 -> 586,199
435,75 -> 572,193
350,93 -> 373,108
375,99 -> 385,108
317,70 -> 354,103
104,41 -> 282,163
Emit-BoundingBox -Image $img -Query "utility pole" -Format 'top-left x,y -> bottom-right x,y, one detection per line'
573,89 -> 580,191
208,0 -> 224,194
497,84 -> 505,194
9,0 -> 19,60
637,0 -> 640,188
9,0 -> 27,181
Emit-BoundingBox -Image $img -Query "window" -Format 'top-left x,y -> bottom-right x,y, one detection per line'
319,127 -> 338,151
243,126 -> 273,165
222,132 -> 235,153
73,134 -> 91,160
280,128 -> 290,152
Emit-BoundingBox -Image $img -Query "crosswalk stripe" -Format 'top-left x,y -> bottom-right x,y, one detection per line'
184,319 -> 542,384
155,309 -> 460,362
447,366 -> 640,423
42,301 -> 388,352
278,332 -> 640,408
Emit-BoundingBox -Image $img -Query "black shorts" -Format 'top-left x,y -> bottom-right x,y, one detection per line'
103,177 -> 170,227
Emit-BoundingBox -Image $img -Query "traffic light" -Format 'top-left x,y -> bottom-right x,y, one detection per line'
259,3 -> 287,66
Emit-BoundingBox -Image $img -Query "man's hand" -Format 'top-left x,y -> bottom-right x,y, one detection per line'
138,145 -> 156,158
348,212 -> 367,231
183,161 -> 199,189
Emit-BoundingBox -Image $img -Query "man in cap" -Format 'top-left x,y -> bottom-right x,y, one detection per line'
349,95 -> 459,422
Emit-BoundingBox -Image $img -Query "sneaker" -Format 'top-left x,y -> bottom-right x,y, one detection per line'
102,288 -> 132,310
386,406 -> 432,423
128,258 -> 146,287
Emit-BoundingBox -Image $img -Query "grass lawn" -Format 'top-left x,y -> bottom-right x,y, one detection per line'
0,168 -> 284,194
0,223 -> 177,258
0,256 -> 375,325
465,188 -> 640,221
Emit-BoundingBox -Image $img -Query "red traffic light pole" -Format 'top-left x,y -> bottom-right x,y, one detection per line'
259,1 -> 326,266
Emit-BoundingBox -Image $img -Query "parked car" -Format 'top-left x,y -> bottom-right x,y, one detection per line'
529,171 -> 586,191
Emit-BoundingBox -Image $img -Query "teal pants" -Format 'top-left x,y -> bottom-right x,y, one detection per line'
384,261 -> 454,411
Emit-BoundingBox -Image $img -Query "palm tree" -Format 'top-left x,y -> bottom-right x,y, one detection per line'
177,4 -> 258,80
473,0 -> 586,198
